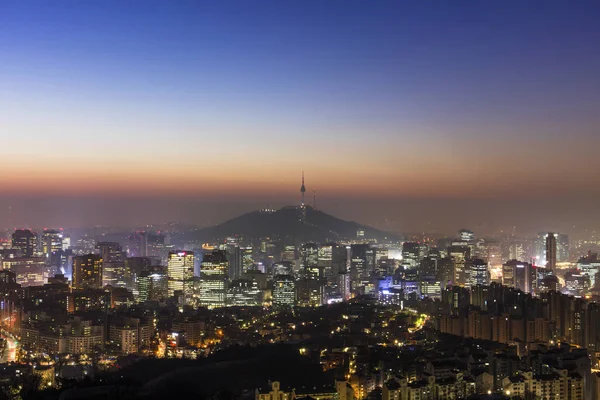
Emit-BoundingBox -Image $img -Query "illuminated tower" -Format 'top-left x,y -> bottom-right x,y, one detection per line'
299,171 -> 307,222
300,171 -> 306,206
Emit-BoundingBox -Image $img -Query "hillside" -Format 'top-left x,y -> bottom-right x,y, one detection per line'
180,206 -> 397,243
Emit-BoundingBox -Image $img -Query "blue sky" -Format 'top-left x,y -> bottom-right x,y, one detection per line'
0,1 -> 599,230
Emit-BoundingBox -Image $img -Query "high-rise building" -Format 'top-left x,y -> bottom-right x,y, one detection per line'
272,275 -> 295,307
401,242 -> 423,269
272,262 -> 294,276
502,260 -> 535,293
557,233 -> 570,263
467,259 -> 489,287
72,254 -> 103,290
448,245 -> 471,286
281,245 -> 296,263
350,244 -> 370,280
128,232 -> 148,257
146,233 -> 167,262
420,250 -> 440,278
41,229 -> 63,267
317,244 -> 333,279
577,253 -> 600,288
459,229 -> 475,242
228,279 -> 262,306
124,257 -> 153,289
198,250 -> 228,308
2,257 -> 48,287
12,229 -> 38,257
226,244 -> 243,280
97,242 -> 125,288
241,247 -> 254,274
564,270 -> 590,296
545,233 -> 557,270
331,244 -> 348,277
137,271 -> 168,302
296,278 -> 324,307
508,241 -> 525,261
301,243 -> 321,280
167,251 -> 195,300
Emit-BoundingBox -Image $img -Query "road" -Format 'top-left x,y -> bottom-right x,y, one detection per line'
0,331 -> 18,363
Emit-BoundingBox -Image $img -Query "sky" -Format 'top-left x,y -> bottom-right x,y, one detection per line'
1,1 -> 600,234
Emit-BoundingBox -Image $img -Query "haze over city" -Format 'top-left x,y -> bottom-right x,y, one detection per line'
2,1 -> 600,234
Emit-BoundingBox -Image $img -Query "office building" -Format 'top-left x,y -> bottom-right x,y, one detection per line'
296,278 -> 324,307
2,257 -> 48,287
124,256 -> 153,289
12,229 -> 38,257
137,271 -> 168,302
502,260 -> 535,293
41,229 -> 63,267
97,242 -> 125,288
301,242 -> 320,279
272,275 -> 295,307
467,258 -> 489,287
198,250 -> 228,308
72,254 -> 103,290
226,244 -> 243,280
167,251 -> 195,299
545,233 -> 557,270
272,262 -> 294,276
577,253 -> 600,288
350,244 -> 370,280
448,246 -> 471,286
128,232 -> 148,257
317,244 -> 333,279
401,242 -> 424,269
228,279 -> 262,306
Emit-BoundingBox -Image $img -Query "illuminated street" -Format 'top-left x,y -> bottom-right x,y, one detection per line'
0,331 -> 18,363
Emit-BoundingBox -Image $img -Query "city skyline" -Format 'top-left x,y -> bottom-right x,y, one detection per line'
2,2 -> 600,233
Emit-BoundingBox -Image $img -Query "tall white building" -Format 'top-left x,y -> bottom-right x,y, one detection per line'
198,250 -> 228,308
167,251 -> 195,300
272,275 -> 295,307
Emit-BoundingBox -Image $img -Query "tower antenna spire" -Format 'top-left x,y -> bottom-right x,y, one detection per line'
300,171 -> 306,207
313,189 -> 316,210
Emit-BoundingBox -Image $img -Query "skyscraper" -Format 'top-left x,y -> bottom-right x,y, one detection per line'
502,260 -> 535,293
128,232 -> 148,257
448,245 -> 471,285
301,242 -> 321,280
350,244 -> 369,280
72,254 -> 103,289
272,275 -> 295,308
467,258 -> 489,287
41,229 -> 63,266
557,234 -> 570,263
545,233 -> 557,271
137,271 -> 168,302
97,242 -> 125,287
401,242 -> 427,269
12,229 -> 38,257
459,229 -> 475,242
167,251 -> 195,300
226,244 -> 243,280
198,250 -> 228,308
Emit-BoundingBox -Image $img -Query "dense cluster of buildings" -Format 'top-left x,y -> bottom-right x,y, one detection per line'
0,186 -> 600,399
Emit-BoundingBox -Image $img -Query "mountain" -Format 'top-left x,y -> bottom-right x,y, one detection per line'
180,206 -> 397,243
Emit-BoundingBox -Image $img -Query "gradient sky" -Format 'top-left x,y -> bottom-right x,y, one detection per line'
1,1 -> 600,234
